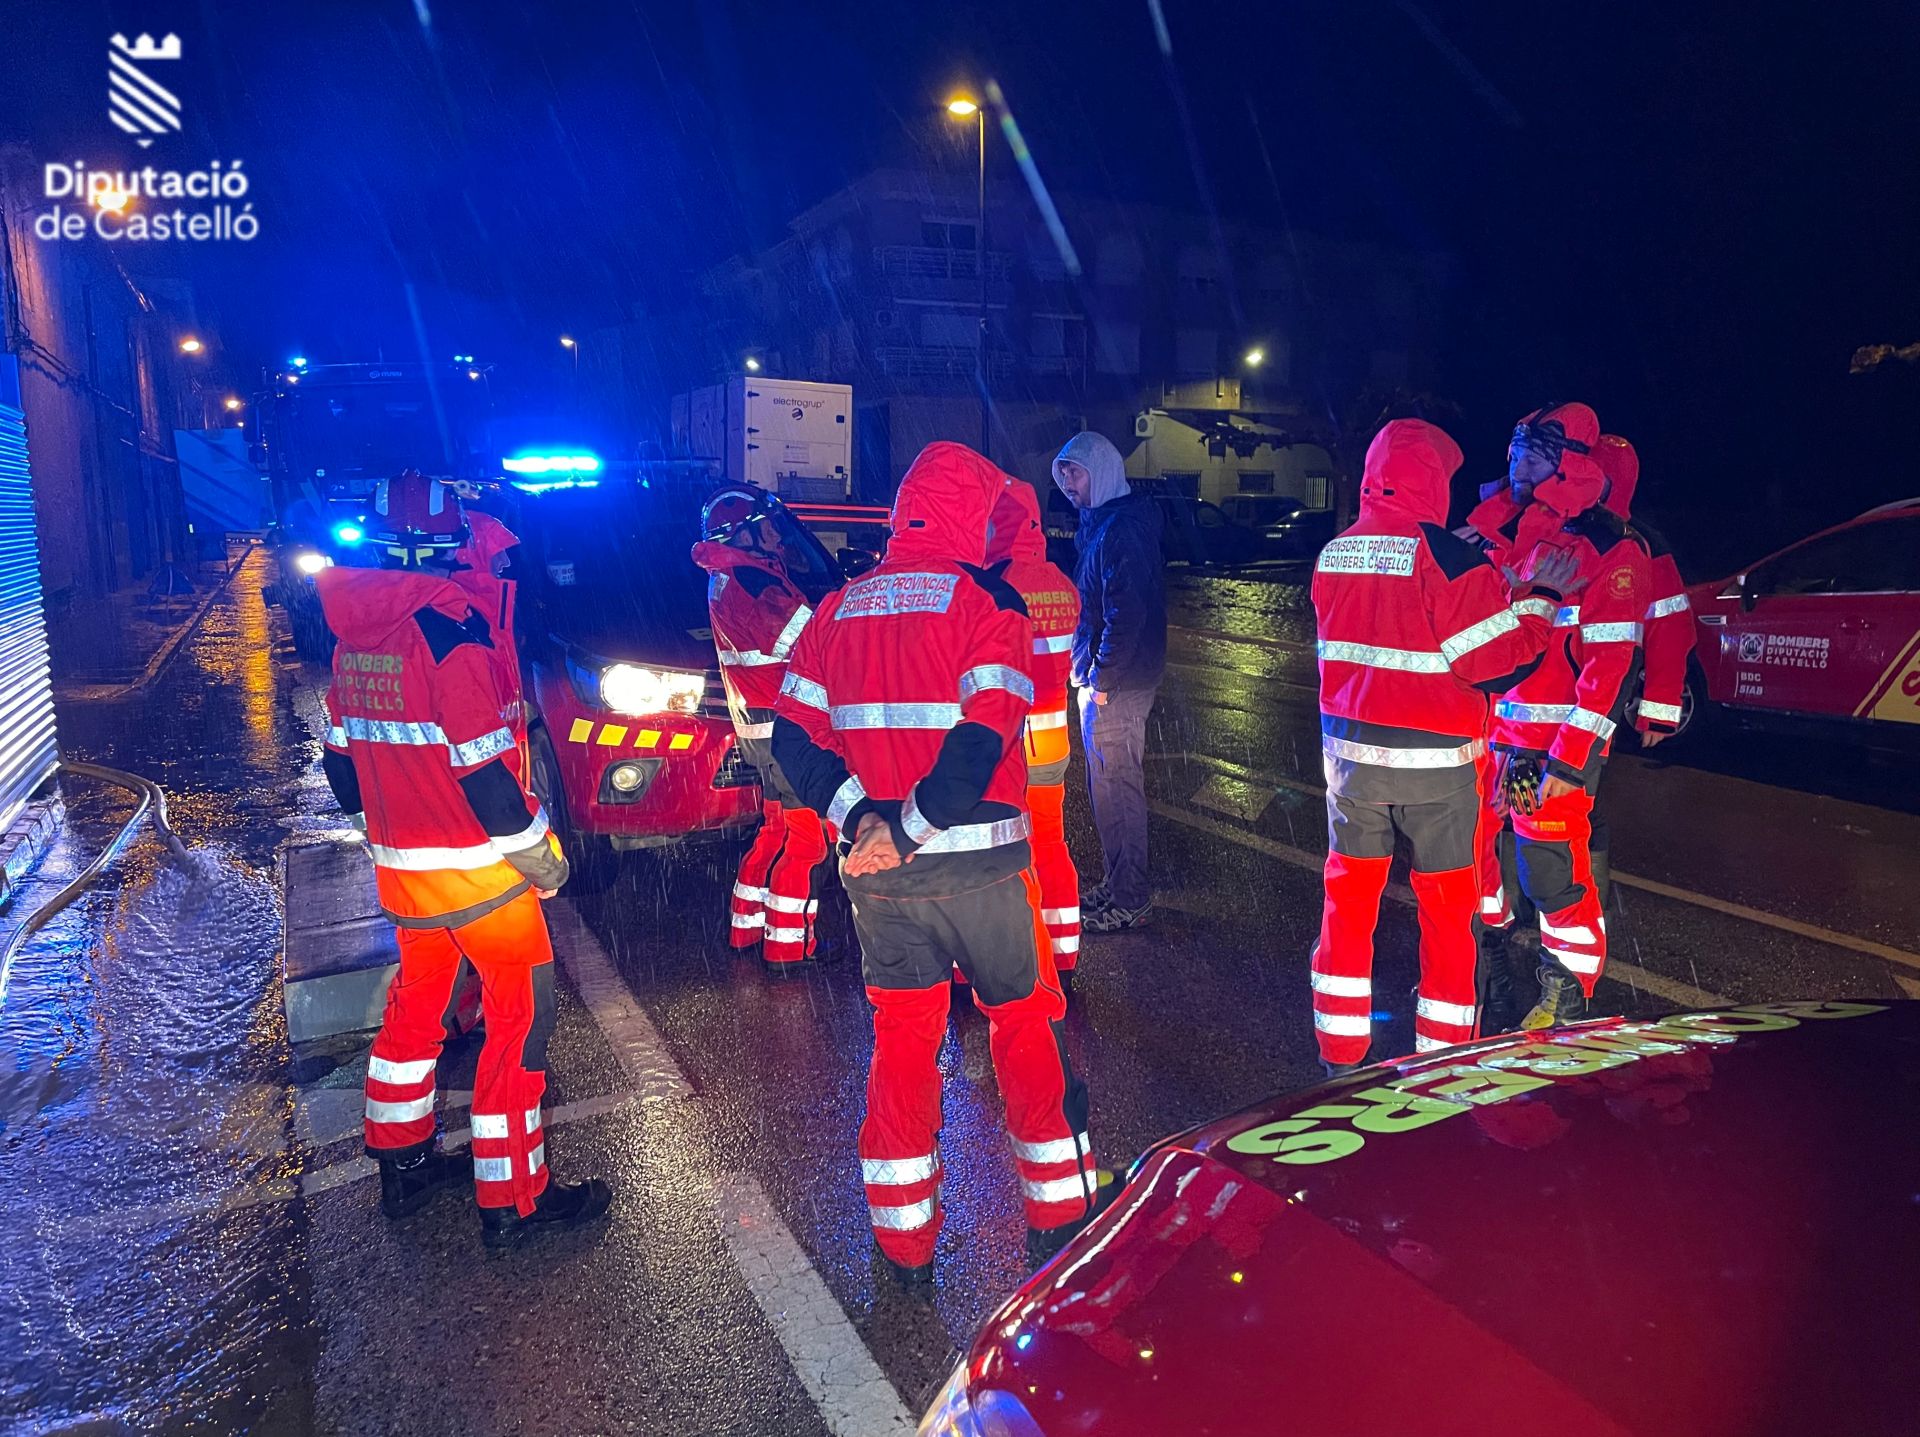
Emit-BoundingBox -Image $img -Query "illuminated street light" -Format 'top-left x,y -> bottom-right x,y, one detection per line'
945,90 -> 991,457
559,335 -> 576,349
467,368 -> 482,381
946,97 -> 979,116
92,187 -> 131,213
744,356 -> 761,372
289,355 -> 308,369
1243,347 -> 1266,368
179,337 -> 203,354
223,396 -> 242,411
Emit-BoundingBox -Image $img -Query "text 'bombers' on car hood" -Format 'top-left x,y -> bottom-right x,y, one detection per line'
958,1003 -> 1918,1437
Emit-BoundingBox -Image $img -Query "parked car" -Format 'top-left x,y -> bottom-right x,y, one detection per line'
1042,491 -> 1268,570
499,478 -> 862,887
1668,497 -> 1920,749
922,1000 -> 1910,1437
1218,493 -> 1337,561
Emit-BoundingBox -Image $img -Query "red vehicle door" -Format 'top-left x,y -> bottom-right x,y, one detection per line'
1719,514 -> 1920,720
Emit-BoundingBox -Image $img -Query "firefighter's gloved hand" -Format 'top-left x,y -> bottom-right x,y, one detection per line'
501,839 -> 570,897
1502,755 -> 1544,817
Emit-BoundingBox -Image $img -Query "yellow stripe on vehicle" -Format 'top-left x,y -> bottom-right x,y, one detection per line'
568,718 -> 594,744
670,733 -> 693,751
637,730 -> 661,749
597,724 -> 629,746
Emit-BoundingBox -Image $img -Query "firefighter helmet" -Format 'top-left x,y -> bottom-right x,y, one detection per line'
368,469 -> 469,565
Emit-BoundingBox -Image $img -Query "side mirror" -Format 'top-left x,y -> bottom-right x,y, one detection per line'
838,547 -> 880,580
1738,572 -> 1757,612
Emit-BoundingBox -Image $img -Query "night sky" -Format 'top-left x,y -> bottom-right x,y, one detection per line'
6,0 -> 1919,570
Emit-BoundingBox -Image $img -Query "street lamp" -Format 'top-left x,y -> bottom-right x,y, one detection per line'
223,396 -> 242,411
946,91 -> 990,459
179,337 -> 203,354
744,355 -> 761,373
1243,347 -> 1266,368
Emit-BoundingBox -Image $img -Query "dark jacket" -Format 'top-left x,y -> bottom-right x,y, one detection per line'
1072,490 -> 1166,694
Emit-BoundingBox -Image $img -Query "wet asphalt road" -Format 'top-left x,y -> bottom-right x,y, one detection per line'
3,553 -> 1917,1436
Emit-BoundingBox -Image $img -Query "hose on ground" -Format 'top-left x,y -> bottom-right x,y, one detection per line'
0,761 -> 190,1001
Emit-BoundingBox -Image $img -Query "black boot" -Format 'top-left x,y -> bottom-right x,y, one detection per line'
1025,1168 -> 1120,1270
1476,928 -> 1524,1036
873,1247 -> 935,1292
1320,1057 -> 1365,1079
378,1144 -> 473,1219
480,1176 -> 615,1250
1520,962 -> 1588,1031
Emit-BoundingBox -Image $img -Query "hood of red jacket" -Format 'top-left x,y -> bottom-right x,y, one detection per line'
689,536 -> 790,584
315,566 -> 473,649
1357,419 -> 1463,527
889,441 -> 1006,567
986,479 -> 1045,563
456,510 -> 519,575
1595,434 -> 1639,519
1520,402 -> 1607,520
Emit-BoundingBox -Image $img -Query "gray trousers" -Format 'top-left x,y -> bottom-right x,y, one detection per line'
1078,684 -> 1157,909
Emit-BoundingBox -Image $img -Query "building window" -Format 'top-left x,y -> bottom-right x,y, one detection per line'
1237,471 -> 1276,495
922,220 -> 977,250
1305,473 -> 1331,508
1175,327 -> 1218,376
1093,320 -> 1140,375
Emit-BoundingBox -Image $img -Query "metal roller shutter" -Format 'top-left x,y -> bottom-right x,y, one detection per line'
0,399 -> 58,832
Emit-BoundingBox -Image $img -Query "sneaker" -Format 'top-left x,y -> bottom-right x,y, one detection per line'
378,1144 -> 472,1220
1520,962 -> 1587,1031
1025,1168 -> 1121,1270
480,1176 -> 615,1250
1083,901 -> 1152,935
1080,881 -> 1113,913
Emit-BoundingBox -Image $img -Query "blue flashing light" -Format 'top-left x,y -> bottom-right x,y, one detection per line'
1015,1333 -> 1033,1351
331,522 -> 365,545
510,477 -> 600,495
289,355 -> 309,369
502,452 -> 604,476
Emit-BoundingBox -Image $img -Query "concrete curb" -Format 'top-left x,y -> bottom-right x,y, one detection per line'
0,791 -> 68,912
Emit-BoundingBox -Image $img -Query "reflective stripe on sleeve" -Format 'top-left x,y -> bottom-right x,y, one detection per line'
779,672 -> 830,712
900,788 -> 941,846
958,664 -> 1036,703
1566,708 -> 1617,740
1416,997 -> 1476,1027
1495,700 -> 1574,724
826,775 -> 867,831
369,838 -> 507,871
342,716 -> 447,747
366,1092 -> 435,1125
1637,700 -> 1683,724
1322,734 -> 1482,769
1511,596 -> 1555,622
1646,593 -> 1691,619
327,724 -> 349,747
367,1055 -> 436,1085
829,702 -> 963,730
447,726 -> 516,768
1027,708 -> 1070,731
1439,608 -> 1521,663
769,604 -> 813,660
1311,971 -> 1372,998
1580,621 -> 1643,644
1033,632 -> 1074,655
1010,1132 -> 1091,1166
861,1153 -> 939,1187
868,1197 -> 937,1230
1315,640 -> 1449,673
1554,606 -> 1580,627
1313,1012 -> 1372,1036
718,646 -> 783,667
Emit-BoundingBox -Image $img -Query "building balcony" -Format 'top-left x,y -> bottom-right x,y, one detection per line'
872,246 -> 1014,304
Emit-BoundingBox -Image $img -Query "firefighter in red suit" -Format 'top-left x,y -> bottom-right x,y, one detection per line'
692,487 -> 829,967
317,471 -> 612,1248
985,480 -> 1084,973
1595,435 -> 1696,746
772,442 -> 1111,1285
1310,420 -> 1579,1072
451,508 -> 527,780
1469,405 -> 1652,1029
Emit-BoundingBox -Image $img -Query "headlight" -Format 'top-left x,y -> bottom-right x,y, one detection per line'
293,551 -> 332,576
599,663 -> 704,717
918,1363 -> 1044,1437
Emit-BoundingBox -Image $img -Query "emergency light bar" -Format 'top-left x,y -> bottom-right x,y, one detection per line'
502,452 -> 604,476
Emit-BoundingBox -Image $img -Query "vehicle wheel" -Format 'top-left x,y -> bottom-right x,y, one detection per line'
527,726 -> 618,894
291,596 -> 335,662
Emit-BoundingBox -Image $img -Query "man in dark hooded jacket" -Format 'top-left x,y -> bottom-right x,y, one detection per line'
1052,431 -> 1164,934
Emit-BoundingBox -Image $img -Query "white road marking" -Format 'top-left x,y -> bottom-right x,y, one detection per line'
546,898 -> 694,1102
1153,750 -> 1920,973
715,1174 -> 917,1437
1146,797 -> 1730,1010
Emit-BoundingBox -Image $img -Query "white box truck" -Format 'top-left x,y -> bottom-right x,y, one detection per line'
673,377 -> 852,501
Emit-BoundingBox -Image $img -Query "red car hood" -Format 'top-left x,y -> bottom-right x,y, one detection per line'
956,1003 -> 1915,1437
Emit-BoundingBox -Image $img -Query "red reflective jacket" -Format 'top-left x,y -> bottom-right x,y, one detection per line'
772,442 -> 1033,855
690,538 -> 813,740
451,510 -> 527,776
987,481 -> 1079,770
1595,435 -> 1695,735
318,567 -> 548,924
1313,421 -> 1562,770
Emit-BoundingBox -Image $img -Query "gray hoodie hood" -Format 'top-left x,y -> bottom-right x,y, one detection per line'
1052,431 -> 1131,510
